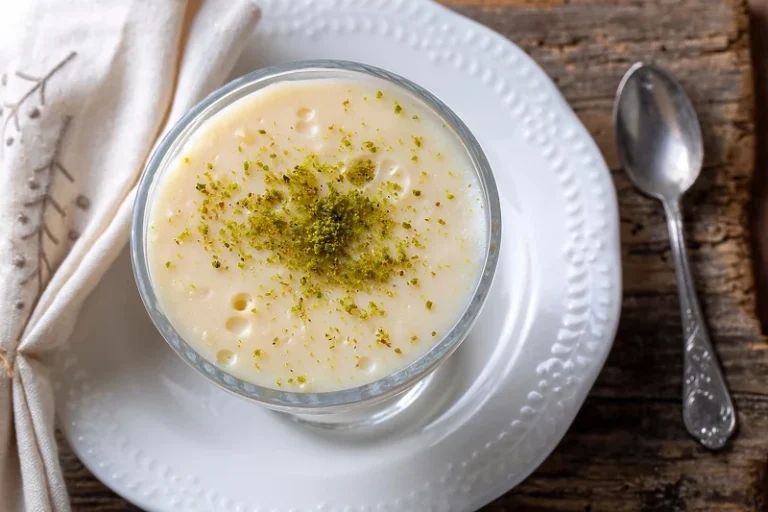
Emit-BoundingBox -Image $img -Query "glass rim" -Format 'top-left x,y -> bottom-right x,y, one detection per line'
130,60 -> 502,412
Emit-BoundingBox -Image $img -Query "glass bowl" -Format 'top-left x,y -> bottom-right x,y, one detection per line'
131,60 -> 501,417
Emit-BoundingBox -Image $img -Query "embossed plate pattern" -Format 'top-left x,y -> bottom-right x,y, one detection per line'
53,1 -> 622,511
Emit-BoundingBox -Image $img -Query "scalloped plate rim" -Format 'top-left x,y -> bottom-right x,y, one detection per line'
55,1 -> 622,511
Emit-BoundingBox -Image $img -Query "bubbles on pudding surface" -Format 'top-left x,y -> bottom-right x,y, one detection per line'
225,316 -> 250,335
356,356 -> 376,372
377,158 -> 411,200
296,121 -> 318,137
216,349 -> 236,367
381,159 -> 399,176
295,107 -> 318,137
231,292 -> 252,311
297,107 -> 314,121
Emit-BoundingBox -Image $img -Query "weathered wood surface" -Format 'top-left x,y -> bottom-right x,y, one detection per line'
60,0 -> 760,510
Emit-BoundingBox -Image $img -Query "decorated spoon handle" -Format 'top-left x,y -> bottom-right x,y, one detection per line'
663,200 -> 736,449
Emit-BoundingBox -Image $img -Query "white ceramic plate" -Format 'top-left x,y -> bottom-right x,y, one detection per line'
54,1 -> 622,511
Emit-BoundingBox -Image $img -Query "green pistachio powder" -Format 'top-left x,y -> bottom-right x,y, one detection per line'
193,156 -> 415,293
165,92 -> 464,373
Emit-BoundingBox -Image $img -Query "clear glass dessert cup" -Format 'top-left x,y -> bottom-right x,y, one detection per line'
131,60 -> 501,427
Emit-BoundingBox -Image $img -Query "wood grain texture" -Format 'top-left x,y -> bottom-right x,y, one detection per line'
60,0 -> 759,510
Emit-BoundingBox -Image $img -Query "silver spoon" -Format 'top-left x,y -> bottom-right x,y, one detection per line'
614,63 -> 736,449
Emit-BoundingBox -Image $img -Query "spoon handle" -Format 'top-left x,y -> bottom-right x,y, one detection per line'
663,200 -> 736,449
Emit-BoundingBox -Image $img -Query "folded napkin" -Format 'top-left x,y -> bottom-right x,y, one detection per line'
0,1 -> 261,510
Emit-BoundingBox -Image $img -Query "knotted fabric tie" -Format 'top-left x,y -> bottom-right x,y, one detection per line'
0,346 -> 14,379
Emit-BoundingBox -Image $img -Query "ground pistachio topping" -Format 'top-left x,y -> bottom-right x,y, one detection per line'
193,151 -> 416,295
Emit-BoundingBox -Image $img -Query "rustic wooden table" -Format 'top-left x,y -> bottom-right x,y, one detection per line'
60,0 -> 760,510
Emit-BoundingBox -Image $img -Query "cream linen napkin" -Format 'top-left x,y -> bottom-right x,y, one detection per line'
0,1 -> 261,510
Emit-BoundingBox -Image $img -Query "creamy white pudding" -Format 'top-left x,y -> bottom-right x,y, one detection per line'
147,78 -> 486,392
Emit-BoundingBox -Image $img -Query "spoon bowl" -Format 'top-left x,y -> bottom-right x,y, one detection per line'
614,63 -> 704,201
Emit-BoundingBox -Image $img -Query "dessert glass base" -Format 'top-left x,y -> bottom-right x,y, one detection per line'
286,371 -> 437,430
